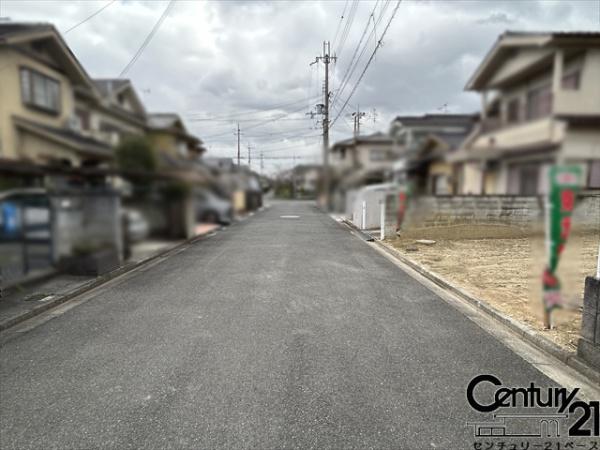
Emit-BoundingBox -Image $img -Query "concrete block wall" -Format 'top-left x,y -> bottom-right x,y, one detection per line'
403,195 -> 541,229
50,191 -> 122,263
402,194 -> 599,231
578,276 -> 600,370
573,193 -> 600,231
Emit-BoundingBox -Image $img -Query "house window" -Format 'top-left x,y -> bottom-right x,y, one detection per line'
526,83 -> 552,120
506,98 -> 520,124
20,67 -> 61,114
589,160 -> 600,189
369,148 -> 387,162
561,70 -> 581,90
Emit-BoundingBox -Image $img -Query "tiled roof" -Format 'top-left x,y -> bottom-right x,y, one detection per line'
332,132 -> 392,148
14,117 -> 112,157
503,30 -> 600,39
0,23 -> 53,39
147,113 -> 181,130
392,114 -> 477,128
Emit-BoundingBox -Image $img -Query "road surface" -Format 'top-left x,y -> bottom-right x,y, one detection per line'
0,201 -> 581,449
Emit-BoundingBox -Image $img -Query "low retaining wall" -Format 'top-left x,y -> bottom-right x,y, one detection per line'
400,193 -> 599,239
578,276 -> 600,370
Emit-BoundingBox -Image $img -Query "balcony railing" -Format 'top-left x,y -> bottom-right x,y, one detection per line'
480,117 -> 502,133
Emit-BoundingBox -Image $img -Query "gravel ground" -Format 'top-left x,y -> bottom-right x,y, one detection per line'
389,230 -> 599,351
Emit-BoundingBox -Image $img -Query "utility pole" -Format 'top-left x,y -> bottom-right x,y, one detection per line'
247,143 -> 253,168
311,41 -> 336,210
352,105 -> 366,137
236,123 -> 241,166
260,151 -> 264,173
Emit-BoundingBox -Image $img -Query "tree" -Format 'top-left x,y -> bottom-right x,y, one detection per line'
115,136 -> 157,173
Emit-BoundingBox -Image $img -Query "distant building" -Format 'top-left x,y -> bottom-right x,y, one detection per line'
452,31 -> 600,195
292,164 -> 321,197
147,113 -> 206,169
330,132 -> 398,186
202,157 -> 236,173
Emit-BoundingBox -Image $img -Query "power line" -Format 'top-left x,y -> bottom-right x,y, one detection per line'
185,94 -> 321,120
260,136 -> 322,152
333,0 -> 389,109
242,103 -> 313,132
331,0 -> 402,128
119,0 -> 175,77
235,155 -> 313,160
331,0 -> 349,50
64,0 -> 117,34
201,103 -> 312,140
247,127 -> 318,139
335,0 -> 359,58
261,143 -> 321,155
332,0 -> 382,106
331,102 -> 355,133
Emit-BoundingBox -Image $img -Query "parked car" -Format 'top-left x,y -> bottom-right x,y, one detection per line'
195,189 -> 232,224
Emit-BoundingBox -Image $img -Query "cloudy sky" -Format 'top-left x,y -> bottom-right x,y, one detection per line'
2,0 -> 599,173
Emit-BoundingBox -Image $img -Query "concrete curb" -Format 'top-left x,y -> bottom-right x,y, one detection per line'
0,227 -> 222,333
374,240 -> 600,385
1,267 -> 58,295
339,218 -> 375,241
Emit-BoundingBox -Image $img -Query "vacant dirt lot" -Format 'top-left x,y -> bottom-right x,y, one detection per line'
388,230 -> 599,351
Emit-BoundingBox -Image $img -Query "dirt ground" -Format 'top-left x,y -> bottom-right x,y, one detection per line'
388,229 -> 599,351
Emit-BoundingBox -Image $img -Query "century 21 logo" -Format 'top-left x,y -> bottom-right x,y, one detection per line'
467,374 -> 600,437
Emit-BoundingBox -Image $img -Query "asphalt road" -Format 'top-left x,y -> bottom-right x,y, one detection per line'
0,201 -> 577,449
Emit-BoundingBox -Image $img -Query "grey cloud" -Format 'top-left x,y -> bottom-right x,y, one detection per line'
476,12 -> 516,25
2,0 -> 598,173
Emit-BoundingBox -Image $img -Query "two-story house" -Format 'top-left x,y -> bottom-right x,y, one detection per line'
330,132 -> 397,184
329,131 -> 397,212
452,31 -> 600,195
75,78 -> 147,148
389,114 -> 476,195
0,23 -> 113,172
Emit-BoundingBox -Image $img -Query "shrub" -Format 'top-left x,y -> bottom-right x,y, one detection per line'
115,136 -> 157,173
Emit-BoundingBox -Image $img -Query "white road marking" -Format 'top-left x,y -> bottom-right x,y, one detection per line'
280,215 -> 300,219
